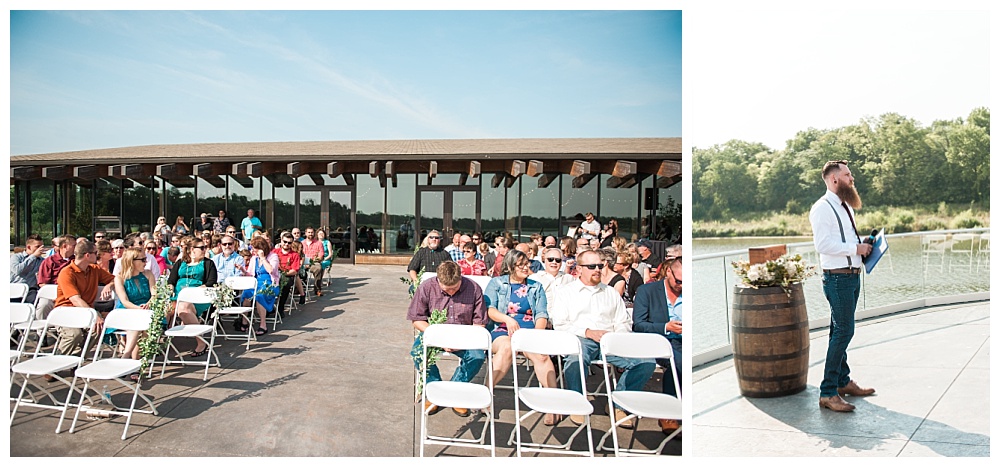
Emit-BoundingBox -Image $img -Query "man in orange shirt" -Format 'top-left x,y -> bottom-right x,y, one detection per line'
53,239 -> 116,357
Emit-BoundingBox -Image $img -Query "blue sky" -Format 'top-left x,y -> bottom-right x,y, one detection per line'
9,10 -> 682,155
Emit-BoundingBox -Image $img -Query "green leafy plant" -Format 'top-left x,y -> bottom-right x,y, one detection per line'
410,308 -> 448,397
138,276 -> 174,377
400,266 -> 425,300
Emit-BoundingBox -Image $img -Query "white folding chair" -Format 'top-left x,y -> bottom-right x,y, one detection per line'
215,276 -> 257,350
510,329 -> 595,457
10,303 -> 34,361
921,234 -> 948,273
22,284 -> 60,354
70,309 -> 159,440
10,306 -> 98,433
949,233 -> 976,273
977,232 -> 990,272
597,333 -> 682,456
419,324 -> 495,457
10,283 -> 30,303
158,287 -> 218,381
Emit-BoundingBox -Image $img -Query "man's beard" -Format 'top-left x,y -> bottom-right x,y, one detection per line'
836,182 -> 863,210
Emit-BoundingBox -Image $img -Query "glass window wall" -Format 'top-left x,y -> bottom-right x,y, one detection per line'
355,176 -> 385,254
480,178 -> 505,242
561,174 -> 598,237
271,176 -> 295,235
599,175 -> 641,243
387,174 -> 416,254
162,177 -> 194,234
520,175 -> 560,240
196,177 -> 227,230
123,178 -> 153,234
29,179 -> 55,238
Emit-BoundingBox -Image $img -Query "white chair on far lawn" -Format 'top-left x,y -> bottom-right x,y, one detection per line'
10,306 -> 98,433
510,328 -> 595,457
597,332 -> 682,456
158,287 -> 218,381
70,309 -> 159,440
419,324 -> 495,457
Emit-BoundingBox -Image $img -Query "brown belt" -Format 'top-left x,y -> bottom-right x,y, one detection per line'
824,267 -> 861,275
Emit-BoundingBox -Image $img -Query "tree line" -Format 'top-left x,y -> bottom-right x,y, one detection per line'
692,108 -> 990,221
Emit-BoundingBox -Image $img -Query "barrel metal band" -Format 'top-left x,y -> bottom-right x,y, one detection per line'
731,321 -> 808,334
733,346 -> 810,362
731,298 -> 806,310
733,372 -> 806,383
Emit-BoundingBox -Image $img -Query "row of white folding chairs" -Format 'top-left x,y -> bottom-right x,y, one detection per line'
10,306 -> 158,440
418,325 -> 680,457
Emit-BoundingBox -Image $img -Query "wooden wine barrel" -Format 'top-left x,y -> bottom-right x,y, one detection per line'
731,283 -> 809,398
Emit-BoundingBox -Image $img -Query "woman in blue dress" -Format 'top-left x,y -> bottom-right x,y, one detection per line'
167,237 -> 218,358
484,250 -> 561,425
113,247 -> 157,371
237,236 -> 279,336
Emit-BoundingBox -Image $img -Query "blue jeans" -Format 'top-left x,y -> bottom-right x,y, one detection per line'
820,271 -> 861,397
657,337 -> 682,397
412,338 -> 486,384
562,336 -> 656,398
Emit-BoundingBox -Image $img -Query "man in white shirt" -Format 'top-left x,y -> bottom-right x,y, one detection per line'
528,247 -> 576,309
578,212 -> 601,240
809,160 -> 875,413
549,249 -> 656,426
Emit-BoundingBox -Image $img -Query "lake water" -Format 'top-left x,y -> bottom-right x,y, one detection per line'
692,232 -> 990,356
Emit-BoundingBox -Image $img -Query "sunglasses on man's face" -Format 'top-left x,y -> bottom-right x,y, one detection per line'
428,236 -> 441,240
544,257 -> 563,263
578,263 -> 602,270
222,242 -> 234,246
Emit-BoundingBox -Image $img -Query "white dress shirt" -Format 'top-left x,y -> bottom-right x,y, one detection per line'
528,270 -> 577,307
809,190 -> 863,269
550,279 -> 632,338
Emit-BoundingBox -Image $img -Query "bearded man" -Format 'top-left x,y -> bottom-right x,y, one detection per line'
809,160 -> 875,413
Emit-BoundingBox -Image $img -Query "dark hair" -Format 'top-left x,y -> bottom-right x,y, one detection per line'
822,160 -> 849,179
500,250 -> 529,276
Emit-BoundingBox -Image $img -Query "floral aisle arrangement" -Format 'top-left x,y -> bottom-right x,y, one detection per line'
410,308 -> 448,397
400,266 -> 425,300
138,277 -> 174,378
731,253 -> 818,294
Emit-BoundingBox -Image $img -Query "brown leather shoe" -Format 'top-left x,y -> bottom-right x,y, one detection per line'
423,400 -> 440,415
838,380 -> 875,397
568,414 -> 586,426
659,419 -> 681,434
819,395 -> 856,412
614,409 -> 634,429
452,407 -> 470,417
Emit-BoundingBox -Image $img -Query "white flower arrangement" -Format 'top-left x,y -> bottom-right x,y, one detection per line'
732,253 -> 818,293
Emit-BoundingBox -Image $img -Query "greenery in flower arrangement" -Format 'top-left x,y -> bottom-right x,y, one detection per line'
410,308 -> 448,397
731,253 -> 818,295
138,276 -> 174,378
400,266 -> 425,300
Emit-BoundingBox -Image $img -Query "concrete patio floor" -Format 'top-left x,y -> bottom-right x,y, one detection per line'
9,264 -> 678,457
691,300 -> 991,457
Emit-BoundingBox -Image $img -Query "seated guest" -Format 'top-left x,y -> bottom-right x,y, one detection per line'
459,243 -> 487,276
407,261 -> 487,416
317,228 -> 335,273
167,237 -> 218,358
52,239 -> 116,358
576,237 -> 591,254
301,227 -> 327,297
95,239 -> 114,273
528,247 -> 576,308
543,235 -> 558,248
599,247 -> 626,298
196,213 -> 214,233
484,251 -> 560,425
113,247 -> 157,378
11,234 -> 47,304
636,239 -> 662,271
613,250 -> 644,307
36,235 -> 77,321
172,215 -> 191,237
290,238 -> 308,305
549,250 -> 656,427
449,234 -> 474,262
272,232 -> 302,314
477,242 -> 491,267
444,233 -> 463,261
632,255 -> 682,434
626,242 -> 651,283
406,230 -> 452,286
146,240 -> 169,276
237,236 -> 279,336
489,237 -> 512,277
559,236 -> 577,275
515,242 -> 543,273
212,234 -> 246,284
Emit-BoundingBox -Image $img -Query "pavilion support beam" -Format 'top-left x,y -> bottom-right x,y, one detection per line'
157,163 -> 193,179
202,175 -> 227,189
287,161 -> 327,178
571,173 -> 597,189
232,162 -> 248,177
42,166 -> 72,180
378,172 -> 387,188
11,166 -> 42,180
657,160 -> 682,178
657,176 -> 680,189
232,175 -> 255,189
308,174 -> 326,186
506,160 -> 526,178
558,160 -> 591,177
428,161 -> 438,180
123,164 -> 156,180
369,161 -> 382,178
73,165 -> 102,180
527,160 -> 544,177
537,173 -> 558,188
505,174 -> 518,189
458,172 -> 468,186
327,161 -> 343,178
194,163 -> 228,178
342,174 -> 355,186
611,160 -> 637,178
246,162 -> 278,178
468,161 -> 481,179
385,161 -> 398,187
491,172 -> 505,189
